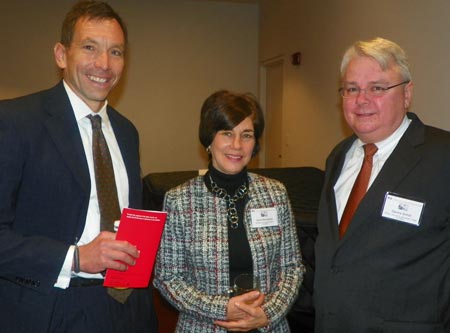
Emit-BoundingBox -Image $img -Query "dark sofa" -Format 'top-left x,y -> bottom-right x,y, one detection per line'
143,166 -> 324,332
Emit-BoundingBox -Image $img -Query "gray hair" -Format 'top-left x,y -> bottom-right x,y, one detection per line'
340,37 -> 411,81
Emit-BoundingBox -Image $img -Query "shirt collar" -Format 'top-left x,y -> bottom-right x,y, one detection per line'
351,115 -> 412,157
63,80 -> 109,121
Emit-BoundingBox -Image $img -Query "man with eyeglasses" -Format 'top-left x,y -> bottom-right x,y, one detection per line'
314,37 -> 450,332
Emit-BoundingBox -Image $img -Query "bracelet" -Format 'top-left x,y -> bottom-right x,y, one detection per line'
73,245 -> 80,273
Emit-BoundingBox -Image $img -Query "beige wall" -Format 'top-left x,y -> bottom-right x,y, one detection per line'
2,1 -> 449,175
259,0 -> 450,170
0,0 -> 258,174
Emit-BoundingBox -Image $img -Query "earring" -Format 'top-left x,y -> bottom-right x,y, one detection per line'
206,146 -> 211,154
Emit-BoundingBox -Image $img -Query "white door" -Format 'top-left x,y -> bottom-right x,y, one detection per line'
260,58 -> 284,168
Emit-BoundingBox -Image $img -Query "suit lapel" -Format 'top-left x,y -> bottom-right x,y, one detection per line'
43,82 -> 90,192
339,114 -> 424,242
325,137 -> 356,243
108,108 -> 141,207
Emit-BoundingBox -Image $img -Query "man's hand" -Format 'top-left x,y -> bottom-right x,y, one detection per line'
78,231 -> 139,274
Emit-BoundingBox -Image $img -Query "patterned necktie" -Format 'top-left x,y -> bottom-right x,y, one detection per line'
88,115 -> 132,304
88,115 -> 121,231
339,143 -> 378,238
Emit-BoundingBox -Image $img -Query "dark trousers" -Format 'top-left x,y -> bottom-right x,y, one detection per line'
0,280 -> 157,333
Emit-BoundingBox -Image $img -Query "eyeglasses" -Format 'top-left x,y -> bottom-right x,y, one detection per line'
339,80 -> 410,98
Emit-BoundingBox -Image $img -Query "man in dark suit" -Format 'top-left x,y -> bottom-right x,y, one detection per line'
314,37 -> 450,332
0,1 -> 157,332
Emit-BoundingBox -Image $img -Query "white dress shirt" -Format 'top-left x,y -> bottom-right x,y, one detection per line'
334,116 -> 411,223
54,81 -> 129,288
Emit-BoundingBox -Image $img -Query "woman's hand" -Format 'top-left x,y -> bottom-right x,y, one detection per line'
214,291 -> 269,331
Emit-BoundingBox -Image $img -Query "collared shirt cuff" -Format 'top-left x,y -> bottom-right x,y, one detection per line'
54,245 -> 75,289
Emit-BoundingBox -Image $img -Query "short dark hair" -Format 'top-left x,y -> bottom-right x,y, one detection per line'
60,1 -> 128,47
199,90 -> 265,157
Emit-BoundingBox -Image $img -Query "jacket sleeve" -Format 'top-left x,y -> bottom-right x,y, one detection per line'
0,107 -> 69,293
153,187 -> 229,321
258,181 -> 304,328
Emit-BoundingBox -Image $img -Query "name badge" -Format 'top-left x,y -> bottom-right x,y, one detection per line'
381,192 -> 425,226
250,208 -> 278,228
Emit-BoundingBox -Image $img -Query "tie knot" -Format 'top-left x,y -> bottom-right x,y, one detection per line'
87,114 -> 102,130
363,143 -> 378,158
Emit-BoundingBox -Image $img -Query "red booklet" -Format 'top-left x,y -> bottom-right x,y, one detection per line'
103,208 -> 167,288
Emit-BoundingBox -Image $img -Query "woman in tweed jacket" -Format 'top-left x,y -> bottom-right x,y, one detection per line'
154,90 -> 304,332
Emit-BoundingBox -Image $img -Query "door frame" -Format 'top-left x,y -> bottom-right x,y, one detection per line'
259,55 -> 285,168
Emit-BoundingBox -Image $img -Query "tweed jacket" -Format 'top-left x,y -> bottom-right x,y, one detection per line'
154,172 -> 303,333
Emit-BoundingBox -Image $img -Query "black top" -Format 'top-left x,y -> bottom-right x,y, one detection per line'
204,165 -> 253,287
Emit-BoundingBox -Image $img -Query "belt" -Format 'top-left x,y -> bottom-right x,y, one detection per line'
69,277 -> 104,288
